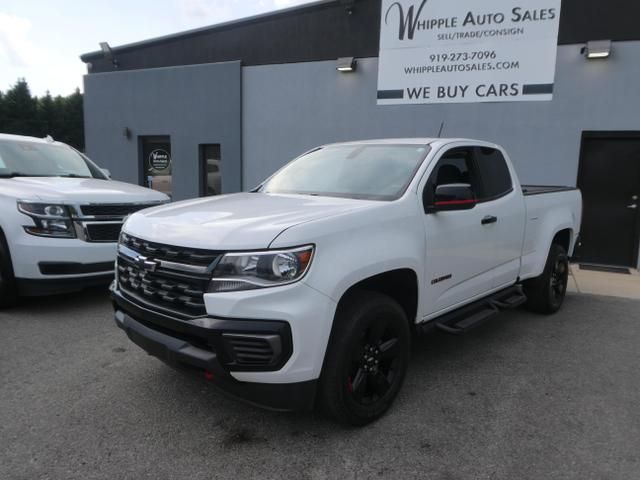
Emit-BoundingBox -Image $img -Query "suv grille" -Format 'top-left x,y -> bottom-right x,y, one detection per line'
86,223 -> 122,242
81,204 -> 156,217
117,235 -> 222,318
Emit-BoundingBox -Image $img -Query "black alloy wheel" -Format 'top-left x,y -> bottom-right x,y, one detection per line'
346,318 -> 403,407
524,243 -> 569,314
550,255 -> 569,303
319,290 -> 410,426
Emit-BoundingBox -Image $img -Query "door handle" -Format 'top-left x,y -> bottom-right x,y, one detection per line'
481,215 -> 498,225
628,204 -> 638,209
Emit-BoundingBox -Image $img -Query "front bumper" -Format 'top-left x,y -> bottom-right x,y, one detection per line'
111,286 -> 317,411
9,230 -> 118,280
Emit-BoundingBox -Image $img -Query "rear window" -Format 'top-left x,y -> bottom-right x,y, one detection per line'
475,147 -> 513,200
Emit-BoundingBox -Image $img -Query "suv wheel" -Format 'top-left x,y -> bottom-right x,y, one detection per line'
0,241 -> 17,308
319,290 -> 410,426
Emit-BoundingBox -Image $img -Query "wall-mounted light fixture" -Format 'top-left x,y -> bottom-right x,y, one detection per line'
339,0 -> 356,15
99,42 -> 119,68
336,57 -> 357,72
581,40 -> 612,59
123,127 -> 131,140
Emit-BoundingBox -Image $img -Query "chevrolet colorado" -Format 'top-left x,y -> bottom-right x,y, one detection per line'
0,133 -> 168,306
111,138 -> 581,425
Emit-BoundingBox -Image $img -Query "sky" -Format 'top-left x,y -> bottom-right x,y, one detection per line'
0,0 -> 316,97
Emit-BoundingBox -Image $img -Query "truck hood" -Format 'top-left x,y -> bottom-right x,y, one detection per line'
0,177 -> 168,203
123,192 -> 380,250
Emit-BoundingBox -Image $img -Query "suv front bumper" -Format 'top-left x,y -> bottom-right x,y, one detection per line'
111,286 -> 318,411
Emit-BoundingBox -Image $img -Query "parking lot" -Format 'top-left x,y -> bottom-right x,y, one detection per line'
1,289 -> 639,480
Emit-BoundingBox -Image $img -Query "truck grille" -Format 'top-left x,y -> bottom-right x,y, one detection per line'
117,235 -> 222,318
120,232 -> 220,267
80,203 -> 156,217
86,223 -> 123,242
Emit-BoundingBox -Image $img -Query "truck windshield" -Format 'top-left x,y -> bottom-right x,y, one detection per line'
261,144 -> 430,200
0,140 -> 106,179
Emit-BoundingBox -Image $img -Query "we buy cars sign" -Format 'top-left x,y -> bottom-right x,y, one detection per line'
377,0 -> 562,105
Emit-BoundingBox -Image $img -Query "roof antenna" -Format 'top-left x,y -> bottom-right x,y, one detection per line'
437,121 -> 445,138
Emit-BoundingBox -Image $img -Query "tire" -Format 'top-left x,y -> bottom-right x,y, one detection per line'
318,290 -> 411,426
0,239 -> 17,309
523,243 -> 569,314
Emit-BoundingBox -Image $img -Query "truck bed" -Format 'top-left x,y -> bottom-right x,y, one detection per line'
519,186 -> 582,281
521,185 -> 578,196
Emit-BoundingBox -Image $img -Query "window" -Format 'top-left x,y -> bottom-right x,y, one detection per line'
0,140 -> 106,179
261,144 -> 430,200
475,147 -> 513,200
200,144 -> 221,196
423,147 -> 480,206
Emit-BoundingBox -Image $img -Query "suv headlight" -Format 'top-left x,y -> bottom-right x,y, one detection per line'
17,201 -> 76,238
208,245 -> 314,292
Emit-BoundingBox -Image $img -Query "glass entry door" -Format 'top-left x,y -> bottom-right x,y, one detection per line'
141,136 -> 172,197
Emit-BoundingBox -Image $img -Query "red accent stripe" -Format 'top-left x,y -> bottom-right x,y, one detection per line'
434,199 -> 477,206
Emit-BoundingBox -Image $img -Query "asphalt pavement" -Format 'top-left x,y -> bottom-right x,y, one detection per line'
1,289 -> 639,480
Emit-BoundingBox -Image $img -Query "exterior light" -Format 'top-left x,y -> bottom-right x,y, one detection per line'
581,40 -> 612,59
336,57 -> 357,72
99,42 -> 119,68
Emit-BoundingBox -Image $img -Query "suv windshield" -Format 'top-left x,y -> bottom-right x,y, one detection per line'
261,144 -> 430,200
0,140 -> 106,179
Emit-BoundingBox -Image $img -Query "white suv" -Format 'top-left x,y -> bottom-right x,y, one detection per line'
0,133 -> 169,306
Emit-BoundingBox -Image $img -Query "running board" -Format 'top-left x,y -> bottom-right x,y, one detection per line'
422,285 -> 526,336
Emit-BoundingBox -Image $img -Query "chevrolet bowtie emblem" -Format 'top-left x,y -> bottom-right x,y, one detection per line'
135,254 -> 159,272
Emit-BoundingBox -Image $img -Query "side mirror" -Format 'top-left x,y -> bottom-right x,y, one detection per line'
100,168 -> 111,179
428,183 -> 477,212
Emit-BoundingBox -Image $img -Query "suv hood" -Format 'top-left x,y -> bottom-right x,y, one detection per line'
123,192 -> 380,250
0,177 -> 168,203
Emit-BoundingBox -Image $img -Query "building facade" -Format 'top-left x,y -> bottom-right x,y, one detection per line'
81,0 -> 640,269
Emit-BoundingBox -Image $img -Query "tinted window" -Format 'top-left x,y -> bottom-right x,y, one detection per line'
475,147 -> 512,200
424,147 -> 481,206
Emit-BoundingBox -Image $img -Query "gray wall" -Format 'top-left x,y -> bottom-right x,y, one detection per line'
84,61 -> 241,200
242,42 -> 640,189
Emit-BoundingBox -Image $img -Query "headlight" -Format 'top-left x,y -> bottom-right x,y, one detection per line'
208,245 -> 314,292
17,201 -> 76,238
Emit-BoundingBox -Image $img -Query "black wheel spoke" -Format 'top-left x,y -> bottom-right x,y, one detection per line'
379,337 -> 399,359
351,368 -> 366,396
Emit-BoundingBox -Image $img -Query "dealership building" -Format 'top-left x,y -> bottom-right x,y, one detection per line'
80,0 -> 640,269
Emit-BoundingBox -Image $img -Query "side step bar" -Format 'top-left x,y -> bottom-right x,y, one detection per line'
419,285 -> 527,336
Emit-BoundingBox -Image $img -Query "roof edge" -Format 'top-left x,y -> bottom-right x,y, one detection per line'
80,0 -> 337,62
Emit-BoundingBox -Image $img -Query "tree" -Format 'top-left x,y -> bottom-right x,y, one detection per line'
2,79 -> 39,137
0,91 -> 5,131
0,79 -> 84,150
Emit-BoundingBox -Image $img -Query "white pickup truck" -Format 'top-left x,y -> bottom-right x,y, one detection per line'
0,134 -> 169,306
111,138 -> 581,425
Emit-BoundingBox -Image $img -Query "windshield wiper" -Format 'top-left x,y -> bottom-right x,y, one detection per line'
56,174 -> 91,178
0,172 -> 40,178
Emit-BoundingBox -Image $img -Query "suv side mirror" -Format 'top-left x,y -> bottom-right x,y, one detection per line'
427,183 -> 477,213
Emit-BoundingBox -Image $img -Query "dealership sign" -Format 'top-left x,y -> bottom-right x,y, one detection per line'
377,0 -> 562,105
